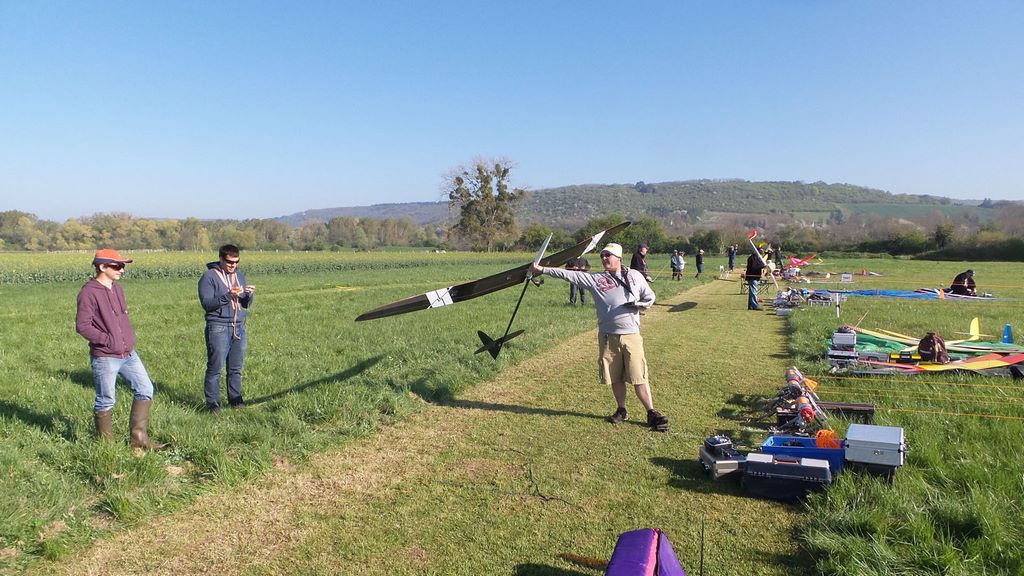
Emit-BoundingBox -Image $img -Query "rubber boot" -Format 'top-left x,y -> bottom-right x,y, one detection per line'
94,409 -> 114,441
129,399 -> 156,449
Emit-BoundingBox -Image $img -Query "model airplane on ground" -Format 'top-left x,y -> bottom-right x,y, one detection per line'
786,253 -> 820,268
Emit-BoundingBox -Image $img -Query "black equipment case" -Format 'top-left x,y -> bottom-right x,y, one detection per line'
741,453 -> 832,501
698,435 -> 746,481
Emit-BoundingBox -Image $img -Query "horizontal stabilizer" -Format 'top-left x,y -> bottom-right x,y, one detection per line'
475,329 -> 525,359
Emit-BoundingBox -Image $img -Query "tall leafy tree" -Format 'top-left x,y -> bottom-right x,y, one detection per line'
446,159 -> 526,251
932,221 -> 956,249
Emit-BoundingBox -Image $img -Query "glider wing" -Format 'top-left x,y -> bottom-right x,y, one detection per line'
355,221 -> 631,321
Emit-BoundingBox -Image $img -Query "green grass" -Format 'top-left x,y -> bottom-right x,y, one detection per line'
782,257 -> 1024,575
839,203 -> 994,222
0,250 -> 700,570
3,252 -> 1023,574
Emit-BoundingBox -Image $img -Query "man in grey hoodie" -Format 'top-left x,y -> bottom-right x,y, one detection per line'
198,244 -> 255,413
531,242 -> 669,431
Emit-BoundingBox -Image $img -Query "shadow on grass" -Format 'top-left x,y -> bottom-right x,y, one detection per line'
68,369 -> 93,389
687,393 -> 777,452
404,374 -> 607,422
247,356 -> 384,406
514,564 -> 591,576
67,368 -> 207,409
650,456 -> 742,494
649,457 -> 814,574
662,301 -> 697,313
0,400 -> 78,441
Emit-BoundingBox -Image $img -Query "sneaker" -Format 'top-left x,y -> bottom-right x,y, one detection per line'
607,407 -> 628,424
229,400 -> 246,409
647,409 -> 669,432
206,403 -> 222,415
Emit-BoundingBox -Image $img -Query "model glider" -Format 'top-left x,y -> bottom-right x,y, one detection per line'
859,352 -> 1024,374
355,221 -> 631,357
746,230 -> 779,290
474,232 -> 551,358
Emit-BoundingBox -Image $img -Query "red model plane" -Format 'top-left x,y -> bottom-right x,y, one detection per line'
787,254 -> 820,268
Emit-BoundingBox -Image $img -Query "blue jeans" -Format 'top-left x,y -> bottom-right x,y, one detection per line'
204,322 -> 247,406
91,351 -> 154,412
748,279 -> 761,309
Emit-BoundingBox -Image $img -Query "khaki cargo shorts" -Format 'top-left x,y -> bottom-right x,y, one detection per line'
598,332 -> 648,386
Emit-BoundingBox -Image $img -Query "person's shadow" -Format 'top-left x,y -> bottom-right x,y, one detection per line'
403,373 -> 607,422
0,400 -> 78,441
246,356 -> 384,406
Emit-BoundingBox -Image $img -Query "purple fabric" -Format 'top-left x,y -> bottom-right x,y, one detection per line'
605,529 -> 688,576
657,531 -> 687,576
606,529 -> 657,576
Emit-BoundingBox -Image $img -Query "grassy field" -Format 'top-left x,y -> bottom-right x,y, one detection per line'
839,203 -> 994,222
2,251 -> 1022,574
1,249 -> 698,571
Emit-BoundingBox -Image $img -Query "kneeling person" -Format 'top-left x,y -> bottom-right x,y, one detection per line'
949,269 -> 977,296
530,243 -> 669,431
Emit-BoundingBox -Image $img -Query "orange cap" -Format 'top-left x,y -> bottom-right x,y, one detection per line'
92,248 -> 133,266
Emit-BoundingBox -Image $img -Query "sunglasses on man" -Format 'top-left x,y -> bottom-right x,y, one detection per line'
104,263 -> 125,271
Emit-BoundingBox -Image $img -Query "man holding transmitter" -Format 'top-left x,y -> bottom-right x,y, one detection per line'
531,242 -> 669,431
199,244 -> 255,413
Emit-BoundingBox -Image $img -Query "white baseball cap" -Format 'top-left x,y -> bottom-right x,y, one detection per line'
601,243 -> 623,259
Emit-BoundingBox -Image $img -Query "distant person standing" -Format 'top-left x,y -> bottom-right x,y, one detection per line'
199,244 -> 255,413
773,245 -> 783,268
530,243 -> 669,432
75,249 -> 159,448
744,249 -> 767,311
565,254 -> 590,305
694,249 -> 704,279
670,250 -> 684,281
727,244 -> 737,272
630,244 -> 653,282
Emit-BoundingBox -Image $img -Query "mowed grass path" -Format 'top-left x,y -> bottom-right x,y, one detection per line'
40,277 -> 806,576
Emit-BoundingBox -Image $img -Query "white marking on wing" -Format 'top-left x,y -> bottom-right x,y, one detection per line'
582,231 -> 605,255
427,287 -> 454,308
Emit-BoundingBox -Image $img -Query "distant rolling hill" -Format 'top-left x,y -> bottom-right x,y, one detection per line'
278,202 -> 452,227
278,179 -> 994,229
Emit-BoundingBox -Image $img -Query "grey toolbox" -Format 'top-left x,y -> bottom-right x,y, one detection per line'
741,453 -> 832,501
827,329 -> 859,368
844,423 -> 906,479
698,435 -> 746,481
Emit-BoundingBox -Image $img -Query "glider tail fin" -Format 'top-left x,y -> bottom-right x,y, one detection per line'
474,329 -> 526,359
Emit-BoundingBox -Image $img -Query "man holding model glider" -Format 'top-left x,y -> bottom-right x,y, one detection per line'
531,242 -> 669,432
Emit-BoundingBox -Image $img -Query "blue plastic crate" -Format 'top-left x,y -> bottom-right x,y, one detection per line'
761,436 -> 845,473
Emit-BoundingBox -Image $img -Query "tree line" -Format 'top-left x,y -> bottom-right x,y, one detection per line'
3,205 -> 1023,261
0,210 -> 442,252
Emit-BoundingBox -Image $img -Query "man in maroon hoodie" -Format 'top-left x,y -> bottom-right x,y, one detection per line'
75,249 -> 157,448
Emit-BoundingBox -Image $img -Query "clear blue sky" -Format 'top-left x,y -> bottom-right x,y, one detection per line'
2,1 -> 1021,222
